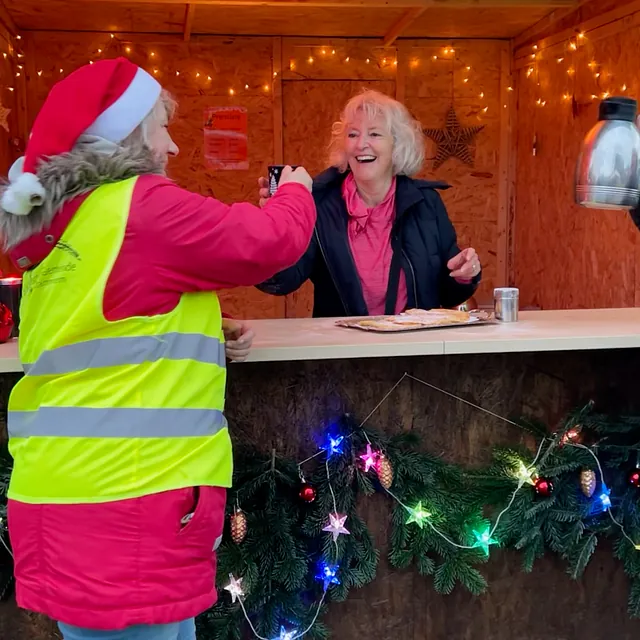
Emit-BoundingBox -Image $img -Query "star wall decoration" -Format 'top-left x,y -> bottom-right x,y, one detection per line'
0,99 -> 11,134
423,106 -> 484,170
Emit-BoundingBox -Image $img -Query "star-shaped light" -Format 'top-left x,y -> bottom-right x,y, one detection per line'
472,526 -> 498,555
405,502 -> 432,529
359,444 -> 378,472
589,482 -> 612,515
316,562 -> 340,591
600,488 -> 611,509
323,434 -> 344,458
423,106 -> 484,169
515,461 -> 536,486
274,626 -> 297,640
323,513 -> 350,542
223,574 -> 244,603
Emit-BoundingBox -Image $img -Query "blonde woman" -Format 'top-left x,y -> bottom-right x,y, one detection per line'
0,58 -> 315,640
259,89 -> 481,317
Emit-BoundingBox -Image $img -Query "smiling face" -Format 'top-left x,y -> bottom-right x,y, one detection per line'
345,110 -> 394,184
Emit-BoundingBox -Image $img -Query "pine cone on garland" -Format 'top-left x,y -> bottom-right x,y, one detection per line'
376,454 -> 394,490
580,469 -> 597,498
230,508 -> 248,544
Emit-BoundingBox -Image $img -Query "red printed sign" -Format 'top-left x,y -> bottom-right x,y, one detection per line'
203,107 -> 249,170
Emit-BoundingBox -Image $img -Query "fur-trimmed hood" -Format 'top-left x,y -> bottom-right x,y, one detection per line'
0,145 -> 165,251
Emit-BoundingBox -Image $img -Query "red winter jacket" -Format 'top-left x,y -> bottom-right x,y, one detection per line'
7,175 -> 316,630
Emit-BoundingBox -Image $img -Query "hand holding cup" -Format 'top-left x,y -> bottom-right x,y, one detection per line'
258,165 -> 312,207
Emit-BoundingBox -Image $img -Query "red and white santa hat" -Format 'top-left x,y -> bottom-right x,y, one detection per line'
2,57 -> 161,216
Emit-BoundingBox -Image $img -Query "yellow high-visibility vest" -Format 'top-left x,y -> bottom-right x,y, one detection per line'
8,177 -> 232,504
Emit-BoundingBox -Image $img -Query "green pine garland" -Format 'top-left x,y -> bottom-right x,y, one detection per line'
5,404 -> 640,637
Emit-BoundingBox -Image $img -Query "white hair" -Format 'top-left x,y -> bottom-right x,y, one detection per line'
74,89 -> 177,157
328,89 -> 425,177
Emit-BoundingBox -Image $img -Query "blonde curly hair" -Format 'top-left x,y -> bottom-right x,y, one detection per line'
328,89 -> 425,177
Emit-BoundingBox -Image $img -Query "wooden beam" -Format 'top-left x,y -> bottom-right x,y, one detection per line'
82,0 -> 579,8
514,0 -> 640,64
395,41 -> 409,102
272,36 -> 283,164
183,4 -> 196,41
513,0 -> 591,48
383,7 -> 425,47
0,1 -> 16,37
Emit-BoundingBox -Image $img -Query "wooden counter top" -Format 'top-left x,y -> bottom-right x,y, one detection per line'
0,308 -> 639,370
242,308 -> 640,362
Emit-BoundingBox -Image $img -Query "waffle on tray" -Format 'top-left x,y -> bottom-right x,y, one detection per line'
336,308 -> 477,332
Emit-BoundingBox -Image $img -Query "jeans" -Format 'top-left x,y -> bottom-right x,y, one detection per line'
58,618 -> 196,640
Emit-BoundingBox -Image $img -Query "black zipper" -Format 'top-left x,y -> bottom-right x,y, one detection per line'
402,248 -> 418,307
314,227 -> 350,316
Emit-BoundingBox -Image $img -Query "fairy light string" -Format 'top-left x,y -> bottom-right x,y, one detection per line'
225,371 -> 640,638
4,36 -> 496,122
524,28 -> 630,107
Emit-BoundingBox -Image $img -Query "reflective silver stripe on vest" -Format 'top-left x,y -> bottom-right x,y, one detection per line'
8,407 -> 228,438
22,333 -> 225,376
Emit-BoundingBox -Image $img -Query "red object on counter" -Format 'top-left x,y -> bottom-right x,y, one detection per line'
0,303 -> 14,343
0,276 -> 21,338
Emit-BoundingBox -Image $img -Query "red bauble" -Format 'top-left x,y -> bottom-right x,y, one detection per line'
534,477 -> 554,497
0,303 -> 13,343
299,483 -> 317,503
629,469 -> 640,487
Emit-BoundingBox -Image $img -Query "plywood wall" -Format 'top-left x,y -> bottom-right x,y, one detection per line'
15,32 -> 508,318
512,6 -> 640,310
404,40 -> 511,309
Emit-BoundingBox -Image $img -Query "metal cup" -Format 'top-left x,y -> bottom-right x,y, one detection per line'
494,287 -> 519,323
267,165 -> 300,196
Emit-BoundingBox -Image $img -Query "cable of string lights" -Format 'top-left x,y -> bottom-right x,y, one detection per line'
222,372 -> 640,639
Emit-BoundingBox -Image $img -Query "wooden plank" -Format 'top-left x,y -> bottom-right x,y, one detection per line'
383,7 -> 426,47
183,4 -> 196,41
272,36 -> 283,164
82,0 -> 579,8
0,0 -> 16,36
514,0 -> 640,62
497,41 -> 512,288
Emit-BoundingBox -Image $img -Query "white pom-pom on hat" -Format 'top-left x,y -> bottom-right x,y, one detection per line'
2,172 -> 46,216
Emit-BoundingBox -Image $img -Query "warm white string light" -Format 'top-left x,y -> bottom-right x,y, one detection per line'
524,29 -> 629,106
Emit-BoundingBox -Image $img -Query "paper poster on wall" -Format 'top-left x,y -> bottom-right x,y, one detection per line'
203,106 -> 249,170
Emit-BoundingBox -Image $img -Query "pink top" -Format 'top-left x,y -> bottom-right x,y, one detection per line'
342,173 -> 408,315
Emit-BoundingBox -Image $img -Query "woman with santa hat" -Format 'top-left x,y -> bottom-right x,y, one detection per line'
0,57 -> 315,640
